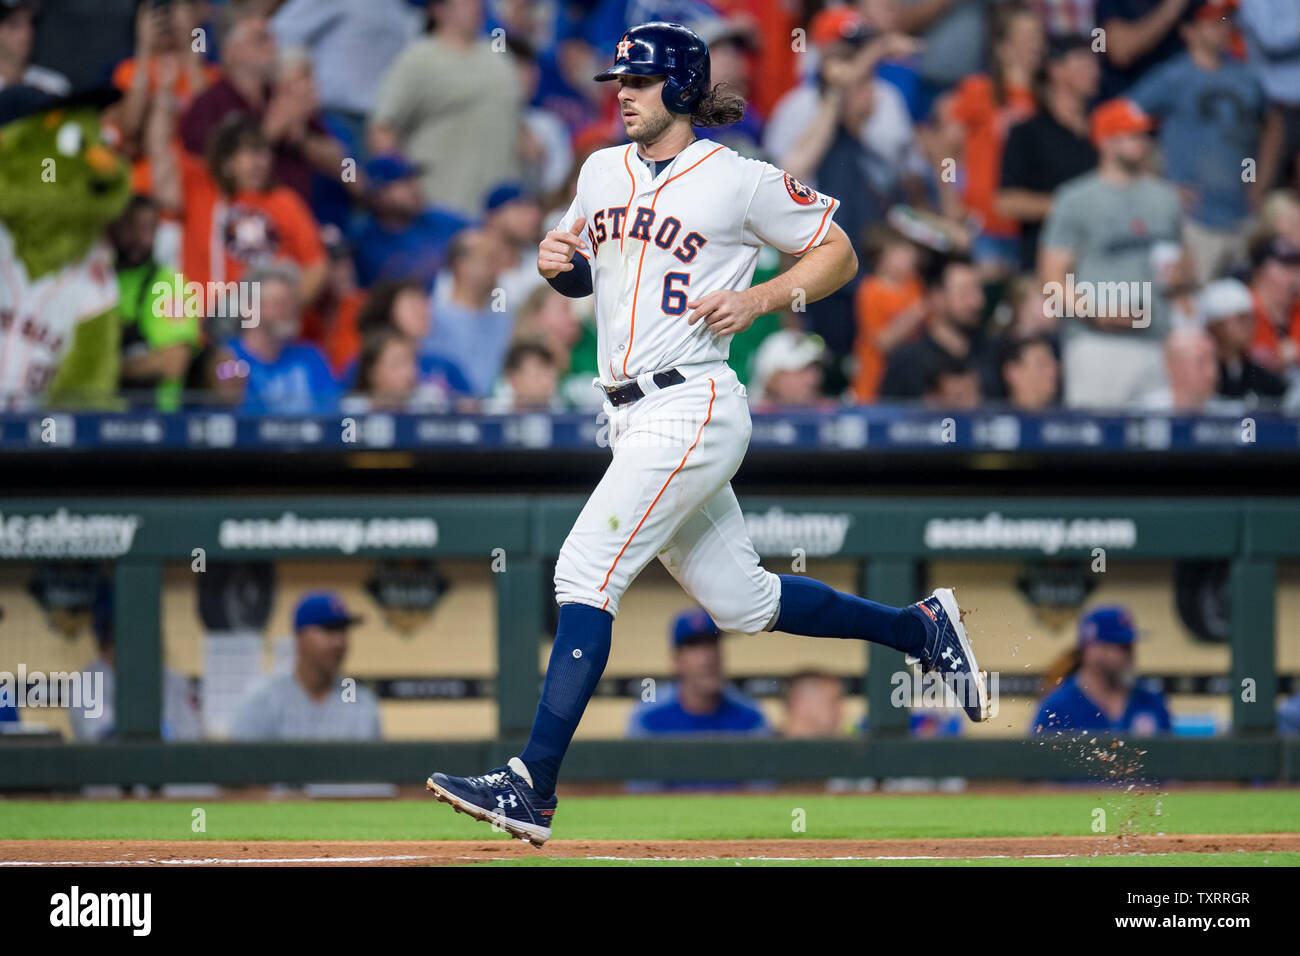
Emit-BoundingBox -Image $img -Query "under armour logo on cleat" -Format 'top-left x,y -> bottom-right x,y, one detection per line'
940,647 -> 963,668
496,794 -> 519,809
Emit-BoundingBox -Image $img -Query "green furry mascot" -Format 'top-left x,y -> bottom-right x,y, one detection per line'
0,87 -> 131,406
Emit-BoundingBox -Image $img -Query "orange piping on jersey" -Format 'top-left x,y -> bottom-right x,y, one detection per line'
795,199 -> 837,256
598,377 -> 716,605
619,145 -> 636,254
621,144 -> 726,379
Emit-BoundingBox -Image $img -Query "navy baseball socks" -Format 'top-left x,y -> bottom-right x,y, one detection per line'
426,603 -> 609,844
772,575 -> 925,655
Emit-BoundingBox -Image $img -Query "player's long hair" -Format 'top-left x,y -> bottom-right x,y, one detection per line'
691,82 -> 747,128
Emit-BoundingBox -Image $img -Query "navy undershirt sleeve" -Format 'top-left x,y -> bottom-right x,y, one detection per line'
546,251 -> 593,298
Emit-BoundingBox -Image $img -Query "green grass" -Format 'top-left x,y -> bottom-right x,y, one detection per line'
1,790 -> 1296,842
479,851 -> 1300,867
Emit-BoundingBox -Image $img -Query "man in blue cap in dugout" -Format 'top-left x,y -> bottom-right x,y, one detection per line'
230,590 -> 381,740
627,608 -> 769,737
1032,605 -> 1171,736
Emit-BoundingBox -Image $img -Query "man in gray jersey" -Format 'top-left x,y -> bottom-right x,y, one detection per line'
1039,97 -> 1189,409
229,590 -> 381,740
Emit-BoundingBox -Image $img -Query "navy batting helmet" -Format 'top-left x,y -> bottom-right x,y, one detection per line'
594,22 -> 710,115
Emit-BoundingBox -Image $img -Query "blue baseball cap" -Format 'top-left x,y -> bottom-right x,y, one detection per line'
671,608 -> 719,647
484,181 -> 534,213
294,591 -> 362,630
365,153 -> 422,190
1077,605 -> 1138,646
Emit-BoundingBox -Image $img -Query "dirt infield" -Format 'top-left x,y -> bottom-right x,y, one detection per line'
2,833 -> 1297,865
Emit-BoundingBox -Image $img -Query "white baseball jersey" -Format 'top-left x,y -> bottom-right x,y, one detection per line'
555,139 -> 839,385
0,222 -> 119,403
552,139 -> 840,630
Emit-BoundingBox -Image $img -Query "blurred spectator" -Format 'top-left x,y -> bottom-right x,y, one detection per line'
351,153 -> 472,291
111,1 -> 216,162
626,609 -> 770,738
1238,0 -> 1300,177
852,225 -> 926,402
1129,1 -> 1274,281
1032,605 -> 1172,736
936,6 -> 1043,276
484,182 -> 547,310
750,329 -> 831,409
1139,326 -> 1223,410
355,279 -> 473,403
782,669 -> 844,738
302,225 -> 365,377
0,0 -> 68,95
1280,690 -> 1300,734
345,327 -> 421,412
421,228 -> 515,398
229,590 -> 381,741
1003,273 -> 1060,338
506,34 -> 574,196
895,0 -> 993,101
485,339 -> 564,412
183,342 -> 248,409
766,16 -> 927,386
511,284 -> 600,407
1040,98 -> 1186,409
1096,0 -> 1191,99
67,579 -> 202,742
1246,234 -> 1300,375
30,0 -> 136,94
1024,0 -> 1099,36
226,261 -> 340,415
922,353 -> 982,407
269,0 -> 421,159
155,113 -> 327,307
997,34 -> 1099,273
880,255 -> 989,400
370,0 -> 521,216
999,333 -> 1060,410
180,8 -> 344,203
691,15 -> 763,152
108,195 -> 199,411
1200,277 -> 1287,405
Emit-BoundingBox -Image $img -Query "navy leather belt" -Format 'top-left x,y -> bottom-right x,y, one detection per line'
604,368 -> 686,407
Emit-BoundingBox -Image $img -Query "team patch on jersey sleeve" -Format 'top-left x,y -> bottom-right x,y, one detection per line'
783,172 -> 818,206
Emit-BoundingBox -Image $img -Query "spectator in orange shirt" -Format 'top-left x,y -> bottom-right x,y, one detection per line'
852,226 -> 925,402
936,6 -> 1043,276
110,1 -> 217,165
151,113 -> 327,314
1247,233 -> 1300,373
302,224 -> 364,377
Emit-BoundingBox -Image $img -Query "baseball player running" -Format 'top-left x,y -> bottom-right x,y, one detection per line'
427,22 -> 990,846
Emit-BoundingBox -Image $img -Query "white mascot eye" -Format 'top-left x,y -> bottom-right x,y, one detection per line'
56,122 -> 83,157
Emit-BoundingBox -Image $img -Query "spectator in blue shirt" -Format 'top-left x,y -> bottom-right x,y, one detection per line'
421,228 -> 517,398
228,262 -> 340,415
1032,605 -> 1173,736
627,608 -> 770,738
1129,1 -> 1275,280
351,154 -> 473,290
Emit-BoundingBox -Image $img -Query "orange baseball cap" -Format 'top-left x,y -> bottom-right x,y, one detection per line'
810,6 -> 869,48
1089,98 -> 1153,146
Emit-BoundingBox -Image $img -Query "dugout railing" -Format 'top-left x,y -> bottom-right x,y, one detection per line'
0,495 -> 1296,787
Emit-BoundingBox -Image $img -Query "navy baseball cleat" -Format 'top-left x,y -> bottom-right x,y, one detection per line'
426,757 -> 556,847
903,587 -> 991,722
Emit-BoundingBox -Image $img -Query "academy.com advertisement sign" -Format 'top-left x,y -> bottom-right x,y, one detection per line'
924,513 -> 1138,555
216,512 -> 438,554
0,509 -> 141,559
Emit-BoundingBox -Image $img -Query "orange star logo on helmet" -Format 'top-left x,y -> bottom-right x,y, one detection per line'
617,38 -> 632,60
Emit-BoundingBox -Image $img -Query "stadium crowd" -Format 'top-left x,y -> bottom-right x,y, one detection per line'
1,0 -> 1300,415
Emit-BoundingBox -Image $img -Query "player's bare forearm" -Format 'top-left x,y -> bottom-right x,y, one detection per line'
686,222 -> 856,335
